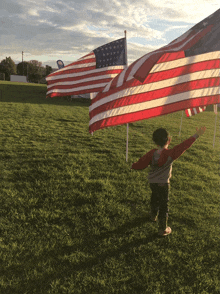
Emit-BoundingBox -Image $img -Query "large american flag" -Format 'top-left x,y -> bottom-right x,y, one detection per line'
46,38 -> 126,98
89,9 -> 220,134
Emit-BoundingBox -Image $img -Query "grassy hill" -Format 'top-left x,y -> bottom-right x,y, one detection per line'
0,81 -> 47,102
0,82 -> 219,293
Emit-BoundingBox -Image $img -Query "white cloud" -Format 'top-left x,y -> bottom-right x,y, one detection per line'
0,0 -> 219,68
147,0 -> 219,22
127,41 -> 165,64
28,9 -> 39,16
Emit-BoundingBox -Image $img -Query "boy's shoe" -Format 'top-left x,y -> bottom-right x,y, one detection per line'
149,213 -> 158,222
158,227 -> 172,236
151,215 -> 158,222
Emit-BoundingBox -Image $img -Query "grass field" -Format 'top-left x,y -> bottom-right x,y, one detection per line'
0,81 -> 219,293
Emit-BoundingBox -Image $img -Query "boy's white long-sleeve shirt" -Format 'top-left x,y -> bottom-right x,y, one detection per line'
131,134 -> 199,183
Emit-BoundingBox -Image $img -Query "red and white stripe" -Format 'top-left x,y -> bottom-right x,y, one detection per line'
46,52 -> 125,97
89,51 -> 220,133
185,106 -> 206,117
133,24 -> 214,83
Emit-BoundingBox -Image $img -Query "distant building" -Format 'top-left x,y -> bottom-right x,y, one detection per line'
10,75 -> 27,83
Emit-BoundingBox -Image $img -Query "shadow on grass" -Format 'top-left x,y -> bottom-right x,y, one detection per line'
7,216 -> 159,293
0,94 -> 91,108
55,118 -> 78,123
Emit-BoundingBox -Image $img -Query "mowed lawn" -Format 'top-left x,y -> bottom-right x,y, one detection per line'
0,81 -> 219,294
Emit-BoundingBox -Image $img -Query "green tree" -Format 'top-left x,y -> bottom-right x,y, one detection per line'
45,65 -> 53,76
0,73 -> 5,80
16,60 -> 52,83
27,60 -> 45,83
0,57 -> 17,81
17,61 -> 29,76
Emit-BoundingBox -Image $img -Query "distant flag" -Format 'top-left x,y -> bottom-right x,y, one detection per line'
185,106 -> 206,117
89,9 -> 220,134
179,106 -> 206,136
179,104 -> 218,143
57,60 -> 65,69
46,38 -> 126,98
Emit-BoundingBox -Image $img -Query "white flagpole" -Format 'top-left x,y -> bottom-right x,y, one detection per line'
90,92 -> 97,136
213,104 -> 217,148
179,111 -> 184,136
124,30 -> 129,162
126,123 -> 129,161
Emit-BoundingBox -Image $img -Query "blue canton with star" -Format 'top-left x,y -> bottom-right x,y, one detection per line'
185,8 -> 220,57
94,38 -> 126,68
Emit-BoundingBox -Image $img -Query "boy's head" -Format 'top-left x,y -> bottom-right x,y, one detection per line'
152,128 -> 169,147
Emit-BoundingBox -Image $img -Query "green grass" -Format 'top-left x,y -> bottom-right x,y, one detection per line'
0,82 -> 219,293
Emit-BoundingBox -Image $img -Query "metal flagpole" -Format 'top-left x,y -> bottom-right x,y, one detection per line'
213,104 -> 217,148
126,123 -> 129,161
124,30 -> 129,162
179,111 -> 184,136
90,92 -> 96,136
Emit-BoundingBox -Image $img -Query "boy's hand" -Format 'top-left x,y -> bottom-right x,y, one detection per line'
196,126 -> 206,136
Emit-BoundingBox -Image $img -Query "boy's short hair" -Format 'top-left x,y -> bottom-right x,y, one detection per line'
152,128 -> 169,147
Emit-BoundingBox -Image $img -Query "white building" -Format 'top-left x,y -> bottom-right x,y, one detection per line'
10,75 -> 27,83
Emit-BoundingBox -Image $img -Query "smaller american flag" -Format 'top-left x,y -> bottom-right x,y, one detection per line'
46,38 -> 126,98
185,106 -> 206,117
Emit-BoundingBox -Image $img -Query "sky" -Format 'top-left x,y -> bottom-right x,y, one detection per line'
0,0 -> 219,69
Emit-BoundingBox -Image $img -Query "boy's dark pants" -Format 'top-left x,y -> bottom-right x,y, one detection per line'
149,183 -> 170,230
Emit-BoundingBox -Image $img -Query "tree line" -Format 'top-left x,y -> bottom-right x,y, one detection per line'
0,57 -> 54,83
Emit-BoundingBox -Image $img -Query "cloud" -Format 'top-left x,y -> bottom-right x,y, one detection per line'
127,41 -> 165,65
0,0 -> 23,14
0,0 -> 219,68
28,9 -> 40,16
147,0 -> 219,22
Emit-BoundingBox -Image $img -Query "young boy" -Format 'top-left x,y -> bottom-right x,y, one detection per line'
131,126 -> 206,236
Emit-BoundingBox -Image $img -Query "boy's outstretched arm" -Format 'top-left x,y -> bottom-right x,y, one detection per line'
131,149 -> 156,170
169,126 -> 206,162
